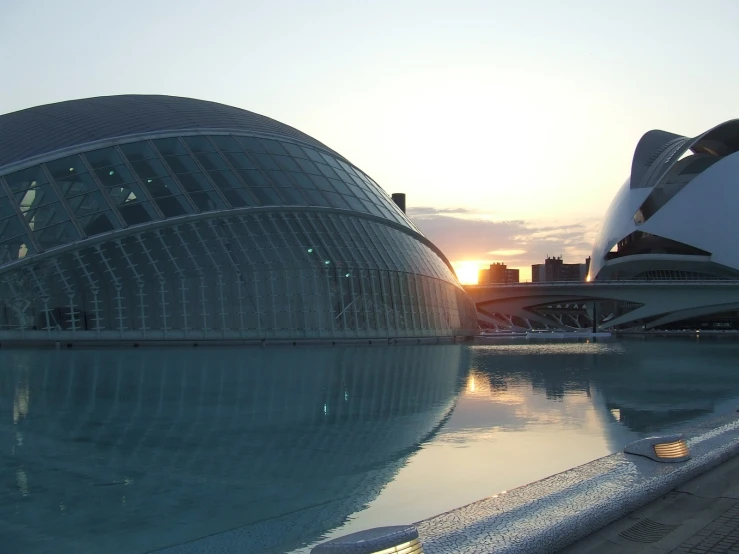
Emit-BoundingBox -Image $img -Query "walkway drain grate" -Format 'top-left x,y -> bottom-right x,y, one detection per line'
619,518 -> 679,543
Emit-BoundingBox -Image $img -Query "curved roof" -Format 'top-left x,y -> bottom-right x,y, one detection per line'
0,95 -> 335,170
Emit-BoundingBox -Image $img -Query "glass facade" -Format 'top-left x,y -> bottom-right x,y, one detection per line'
0,118 -> 477,341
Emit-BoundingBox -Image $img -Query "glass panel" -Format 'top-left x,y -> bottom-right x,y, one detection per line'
272,155 -> 301,172
94,164 -> 134,187
265,170 -> 293,188
54,172 -> 98,198
84,147 -> 123,169
251,187 -> 284,206
24,202 -> 69,229
320,152 -> 342,169
129,158 -> 169,179
316,162 -> 338,179
252,153 -> 280,171
194,151 -> 227,171
222,188 -> 257,208
362,200 -> 383,217
143,176 -> 183,198
152,138 -> 187,156
344,195 -> 368,213
329,179 -> 351,195
207,170 -> 242,190
4,166 -> 48,193
0,236 -> 33,264
296,158 -> 321,175
223,151 -> 255,170
210,135 -> 240,152
189,191 -> 225,212
120,141 -> 157,161
46,155 -> 86,179
237,170 -> 270,187
15,183 -> 58,210
164,154 -> 200,174
155,195 -> 193,217
299,148 -> 325,165
302,189 -> 330,207
119,202 -> 157,226
309,175 -> 335,192
279,188 -> 305,205
289,172 -> 315,189
280,142 -> 306,158
323,191 -> 350,210
0,216 -> 27,241
107,182 -> 147,206
34,220 -> 79,249
66,190 -> 109,218
182,135 -> 215,152
235,136 -> 265,153
0,188 -> 14,220
77,211 -> 118,236
259,139 -> 287,155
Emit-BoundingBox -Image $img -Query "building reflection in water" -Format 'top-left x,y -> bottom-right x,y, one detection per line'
0,346 -> 467,554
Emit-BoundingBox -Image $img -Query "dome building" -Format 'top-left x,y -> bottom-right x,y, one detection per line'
590,119 -> 739,282
0,95 -> 477,343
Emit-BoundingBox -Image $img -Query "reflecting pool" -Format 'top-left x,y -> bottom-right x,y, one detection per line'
2,338 -> 739,553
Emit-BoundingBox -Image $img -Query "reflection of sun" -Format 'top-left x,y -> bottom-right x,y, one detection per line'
453,261 -> 479,284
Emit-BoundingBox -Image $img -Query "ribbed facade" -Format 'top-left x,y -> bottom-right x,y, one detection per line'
0,96 -> 478,342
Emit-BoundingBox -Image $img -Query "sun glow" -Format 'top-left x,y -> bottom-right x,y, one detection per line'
453,261 -> 480,285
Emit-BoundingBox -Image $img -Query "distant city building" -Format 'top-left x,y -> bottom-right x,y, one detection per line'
478,262 -> 519,284
531,256 -> 590,282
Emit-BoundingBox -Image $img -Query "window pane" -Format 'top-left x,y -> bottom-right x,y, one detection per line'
84,147 -> 123,169
0,188 -> 15,219
182,135 -> 215,152
310,175 -> 335,192
4,166 -> 48,193
236,136 -> 265,153
344,195 -> 369,213
107,182 -> 147,206
329,179 -> 351,195
210,135 -> 240,152
95,164 -> 134,187
301,147 -> 325,163
296,158 -> 320,175
223,151 -> 255,170
46,155 -> 86,179
34,220 -> 79,249
164,154 -> 199,174
130,158 -> 169,179
280,142 -> 306,158
155,195 -> 193,217
119,202 -> 158,226
152,137 -> 187,156
279,188 -> 306,205
266,170 -> 293,188
302,189 -> 330,207
55,172 -> 99,198
0,236 -> 33,264
144,176 -> 182,198
120,141 -> 157,161
323,191 -> 350,209
78,211 -> 118,236
273,155 -> 301,172
208,170 -> 242,190
16,183 -> 59,210
316,162 -> 338,179
289,172 -> 315,189
251,187 -> 284,206
0,216 -> 27,241
67,191 -> 109,218
252,153 -> 279,171
222,188 -> 257,208
237,169 -> 270,187
320,152 -> 342,169
190,191 -> 225,212
25,202 -> 69,229
194,151 -> 227,171
259,139 -> 287,155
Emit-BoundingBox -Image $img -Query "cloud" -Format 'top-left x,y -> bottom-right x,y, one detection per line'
407,206 -> 479,216
411,214 -> 600,279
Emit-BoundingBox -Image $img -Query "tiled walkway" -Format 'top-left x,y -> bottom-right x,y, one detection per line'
670,503 -> 739,554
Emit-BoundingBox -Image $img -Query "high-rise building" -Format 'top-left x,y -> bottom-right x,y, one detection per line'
531,256 -> 590,282
478,263 -> 519,284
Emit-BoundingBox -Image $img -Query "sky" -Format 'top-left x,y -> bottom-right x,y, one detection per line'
2,0 -> 739,282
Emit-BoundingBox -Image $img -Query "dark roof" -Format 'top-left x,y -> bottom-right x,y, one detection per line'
0,95 -> 336,170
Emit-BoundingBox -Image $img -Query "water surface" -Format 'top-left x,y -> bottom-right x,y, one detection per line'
2,338 -> 738,553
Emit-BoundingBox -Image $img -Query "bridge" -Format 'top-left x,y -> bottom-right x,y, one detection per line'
463,280 -> 739,331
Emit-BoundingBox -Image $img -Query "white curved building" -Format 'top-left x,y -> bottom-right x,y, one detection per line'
590,119 -> 739,282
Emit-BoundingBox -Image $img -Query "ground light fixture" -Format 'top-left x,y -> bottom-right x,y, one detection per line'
623,434 -> 691,463
311,525 -> 423,553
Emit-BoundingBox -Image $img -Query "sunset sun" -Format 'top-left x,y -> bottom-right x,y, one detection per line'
453,262 -> 480,285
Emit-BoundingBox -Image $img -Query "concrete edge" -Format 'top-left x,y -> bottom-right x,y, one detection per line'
413,412 -> 739,553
